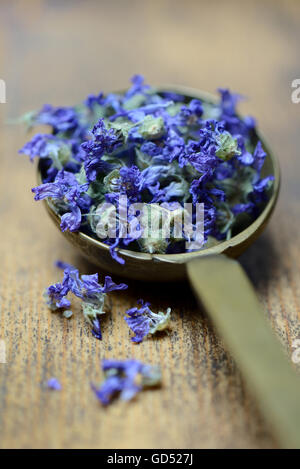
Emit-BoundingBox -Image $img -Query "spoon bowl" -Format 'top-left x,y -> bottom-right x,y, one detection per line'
38,86 -> 280,281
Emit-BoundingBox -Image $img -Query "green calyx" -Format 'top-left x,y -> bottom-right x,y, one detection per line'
216,132 -> 241,161
139,116 -> 165,140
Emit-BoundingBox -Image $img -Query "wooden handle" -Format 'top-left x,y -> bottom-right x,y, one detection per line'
187,254 -> 300,449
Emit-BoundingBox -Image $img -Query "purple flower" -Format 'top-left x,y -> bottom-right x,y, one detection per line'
141,165 -> 168,188
215,162 -> 235,180
91,359 -> 161,405
124,300 -> 171,343
106,165 -> 144,203
118,165 -> 143,201
44,263 -> 80,310
218,88 -> 256,139
81,119 -> 120,181
179,99 -> 203,127
45,280 -> 71,310
19,133 -> 65,161
253,175 -> 274,193
250,175 -> 274,207
179,121 -> 240,192
218,88 -> 242,117
32,170 -> 91,232
35,104 -> 84,137
103,93 -> 123,113
55,260 -> 74,270
19,133 -> 82,184
140,141 -> 161,156
110,101 -> 172,123
161,91 -> 185,103
162,130 -> 185,162
84,92 -> 105,110
253,140 -> 267,173
102,275 -> 128,293
179,121 -> 219,171
189,174 -> 223,237
91,318 -> 102,340
45,262 -> 127,339
60,205 -> 81,232
237,146 -> 254,166
47,378 -> 61,390
124,74 -> 150,99
232,202 -> 255,215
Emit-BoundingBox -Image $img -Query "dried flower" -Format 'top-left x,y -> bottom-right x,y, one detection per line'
20,76 -> 274,263
91,359 -> 161,405
46,378 -> 61,391
124,300 -> 171,343
44,262 -> 128,339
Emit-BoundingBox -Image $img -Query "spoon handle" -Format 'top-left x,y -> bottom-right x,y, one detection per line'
187,254 -> 300,449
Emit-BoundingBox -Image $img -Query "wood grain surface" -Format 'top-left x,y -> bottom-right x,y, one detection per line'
1,0 -> 300,449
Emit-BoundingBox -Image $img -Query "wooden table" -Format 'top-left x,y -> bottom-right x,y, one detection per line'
1,0 -> 300,449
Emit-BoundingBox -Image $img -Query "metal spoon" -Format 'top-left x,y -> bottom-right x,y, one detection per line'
38,87 -> 300,448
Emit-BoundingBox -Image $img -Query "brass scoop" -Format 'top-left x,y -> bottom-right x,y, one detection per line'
39,87 -> 300,448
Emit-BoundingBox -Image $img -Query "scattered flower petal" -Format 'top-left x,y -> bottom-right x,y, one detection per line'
91,359 -> 161,405
47,378 -> 61,391
44,262 -> 128,339
124,300 -> 171,343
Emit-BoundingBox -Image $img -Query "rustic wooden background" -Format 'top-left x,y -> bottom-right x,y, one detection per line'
0,0 -> 300,449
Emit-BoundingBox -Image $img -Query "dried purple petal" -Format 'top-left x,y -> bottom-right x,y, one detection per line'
124,300 -> 171,343
91,359 -> 161,405
45,262 -> 128,339
46,378 -> 61,391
